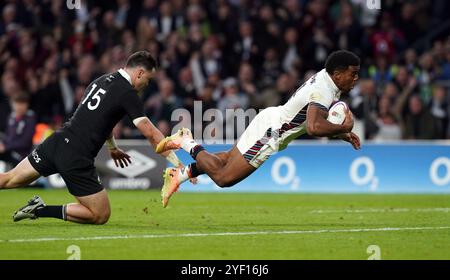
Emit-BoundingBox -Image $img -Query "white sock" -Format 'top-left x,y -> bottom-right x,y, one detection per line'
181,138 -> 198,154
178,166 -> 190,183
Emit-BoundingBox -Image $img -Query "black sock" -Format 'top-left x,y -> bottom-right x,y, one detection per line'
35,205 -> 67,221
188,162 -> 205,178
190,145 -> 205,160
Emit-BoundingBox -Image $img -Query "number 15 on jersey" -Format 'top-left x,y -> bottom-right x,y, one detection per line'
82,83 -> 106,111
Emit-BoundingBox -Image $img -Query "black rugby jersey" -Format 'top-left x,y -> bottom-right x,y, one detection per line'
62,70 -> 144,157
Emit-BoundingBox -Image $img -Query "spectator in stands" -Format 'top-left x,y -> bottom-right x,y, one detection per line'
417,52 -> 438,102
356,79 -> 379,139
394,66 -> 415,97
333,1 -> 363,56
429,85 -> 449,139
237,62 -> 258,103
372,96 -> 402,141
396,2 -> 420,45
0,94 -> 36,166
175,66 -> 197,113
280,27 -> 301,73
402,95 -> 438,139
255,73 -> 291,110
435,39 -> 450,81
232,20 -> 261,73
260,47 -> 282,90
382,82 -> 399,101
367,55 -> 394,87
370,12 -> 406,63
403,48 -> 421,78
150,1 -> 178,42
189,38 -> 223,91
218,77 -> 248,116
145,78 -> 182,126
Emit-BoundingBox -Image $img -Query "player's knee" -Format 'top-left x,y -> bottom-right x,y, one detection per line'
92,215 -> 109,225
0,173 -> 5,188
92,210 -> 110,225
214,177 -> 234,188
0,172 -> 13,189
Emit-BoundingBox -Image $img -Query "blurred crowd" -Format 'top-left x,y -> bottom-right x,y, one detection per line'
1,0 -> 450,164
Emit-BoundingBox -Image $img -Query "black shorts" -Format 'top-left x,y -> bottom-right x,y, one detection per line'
28,131 -> 103,197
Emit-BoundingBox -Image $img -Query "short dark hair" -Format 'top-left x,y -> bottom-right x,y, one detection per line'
12,93 -> 30,104
125,51 -> 157,71
325,50 -> 360,74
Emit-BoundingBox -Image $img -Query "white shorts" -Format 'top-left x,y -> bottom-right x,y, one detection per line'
237,107 -> 280,168
237,106 -> 308,168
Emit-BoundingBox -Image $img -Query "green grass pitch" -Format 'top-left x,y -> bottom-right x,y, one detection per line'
1,189 -> 449,260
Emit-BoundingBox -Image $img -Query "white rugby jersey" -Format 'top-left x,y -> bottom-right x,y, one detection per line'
272,69 -> 342,150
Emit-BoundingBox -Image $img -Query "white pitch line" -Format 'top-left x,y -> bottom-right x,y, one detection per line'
310,208 -> 450,214
1,226 -> 450,243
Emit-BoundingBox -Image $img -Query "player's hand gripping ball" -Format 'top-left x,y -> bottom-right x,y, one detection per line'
327,101 -> 348,125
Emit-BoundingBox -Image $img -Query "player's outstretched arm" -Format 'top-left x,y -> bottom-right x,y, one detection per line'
133,117 -> 182,167
306,103 -> 354,137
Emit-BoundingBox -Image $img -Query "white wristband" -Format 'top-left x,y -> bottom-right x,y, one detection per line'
106,137 -> 118,150
166,151 -> 181,167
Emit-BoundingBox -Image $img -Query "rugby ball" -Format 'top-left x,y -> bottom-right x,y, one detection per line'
327,101 -> 348,124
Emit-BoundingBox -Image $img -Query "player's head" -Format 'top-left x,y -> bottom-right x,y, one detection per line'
125,51 -> 157,91
325,50 -> 360,92
11,94 -> 30,115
